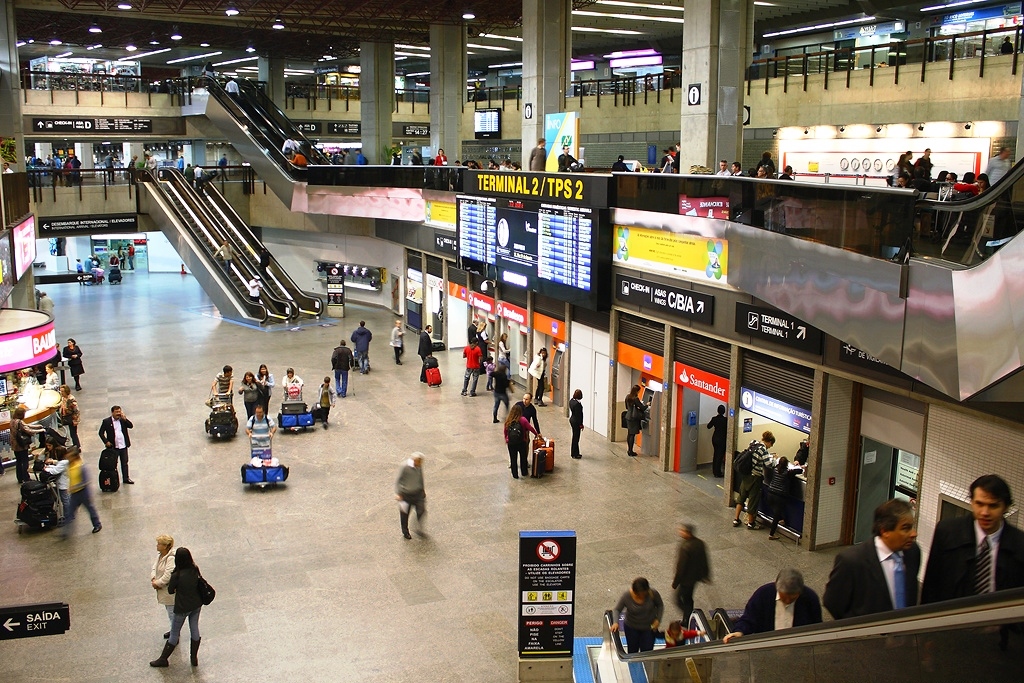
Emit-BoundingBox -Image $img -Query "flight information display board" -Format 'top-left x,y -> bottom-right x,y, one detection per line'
457,196 -> 599,301
474,108 -> 501,139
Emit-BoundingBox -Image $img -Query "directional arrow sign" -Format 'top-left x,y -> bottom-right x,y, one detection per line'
796,326 -> 806,339
735,303 -> 822,354
615,274 -> 714,325
0,603 -> 70,641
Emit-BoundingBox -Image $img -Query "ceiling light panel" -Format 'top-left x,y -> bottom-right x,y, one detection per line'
572,27 -> 644,34
166,51 -> 222,64
131,47 -> 173,59
597,0 -> 683,10
214,55 -> 259,66
478,33 -> 523,42
467,43 -> 512,51
573,9 -> 685,23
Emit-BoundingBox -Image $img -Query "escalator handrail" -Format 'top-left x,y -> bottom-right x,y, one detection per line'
236,79 -> 331,165
201,183 -> 322,316
157,169 -> 294,320
144,170 -> 288,321
202,77 -> 306,180
686,609 -> 713,645
709,608 -> 736,640
602,586 -> 1024,662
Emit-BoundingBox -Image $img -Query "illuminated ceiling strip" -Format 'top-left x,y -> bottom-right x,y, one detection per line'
130,47 -> 172,59
213,55 -> 259,66
166,50 -> 222,64
467,43 -> 512,51
597,0 -> 683,10
573,9 -> 685,23
572,26 -> 645,34
920,0 -> 985,11
395,43 -> 430,51
478,33 -> 523,42
762,16 -> 875,38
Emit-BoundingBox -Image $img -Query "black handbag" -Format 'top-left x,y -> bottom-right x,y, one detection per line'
197,574 -> 216,605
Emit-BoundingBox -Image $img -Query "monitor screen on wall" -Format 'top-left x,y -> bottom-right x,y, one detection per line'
0,229 -> 14,305
473,108 -> 501,139
10,214 -> 36,280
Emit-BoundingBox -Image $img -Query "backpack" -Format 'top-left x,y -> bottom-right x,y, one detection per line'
13,420 -> 34,449
733,443 -> 756,477
507,419 -> 525,445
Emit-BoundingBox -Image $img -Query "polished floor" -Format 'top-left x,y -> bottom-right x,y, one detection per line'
0,272 -> 838,682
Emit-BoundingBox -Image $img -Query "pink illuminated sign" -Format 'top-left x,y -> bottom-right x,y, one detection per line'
0,318 -> 56,373
12,215 -> 36,279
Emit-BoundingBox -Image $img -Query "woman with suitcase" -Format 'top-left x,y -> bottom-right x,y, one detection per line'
504,404 -> 541,480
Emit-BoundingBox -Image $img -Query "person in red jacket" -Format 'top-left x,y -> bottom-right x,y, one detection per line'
433,148 -> 447,166
461,342 -> 483,396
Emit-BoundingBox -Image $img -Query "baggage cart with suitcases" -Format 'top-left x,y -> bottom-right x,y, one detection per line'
531,437 -> 555,478
278,400 -> 314,431
241,444 -> 289,487
15,479 -> 63,532
205,401 -> 238,438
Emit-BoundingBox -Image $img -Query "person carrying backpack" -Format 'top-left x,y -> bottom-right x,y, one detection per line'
504,403 -> 540,480
732,431 -> 775,530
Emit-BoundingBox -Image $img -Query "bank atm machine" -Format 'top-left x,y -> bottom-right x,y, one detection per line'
639,380 -> 663,457
549,343 -> 566,407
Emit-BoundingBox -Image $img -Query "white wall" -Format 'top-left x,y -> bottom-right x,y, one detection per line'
261,228 -> 404,310
815,376 -> 854,547
146,231 -> 188,273
568,322 -> 610,437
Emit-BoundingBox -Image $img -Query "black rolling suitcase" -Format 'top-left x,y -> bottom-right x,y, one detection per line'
98,448 -> 119,471
99,469 -> 120,492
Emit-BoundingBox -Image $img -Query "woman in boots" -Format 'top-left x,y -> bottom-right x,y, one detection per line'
151,547 -> 203,667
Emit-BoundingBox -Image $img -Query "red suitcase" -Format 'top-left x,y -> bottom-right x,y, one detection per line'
425,367 -> 442,387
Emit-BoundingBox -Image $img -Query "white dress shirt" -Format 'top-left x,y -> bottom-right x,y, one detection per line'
774,592 -> 795,630
975,520 -> 1005,594
112,419 -> 126,449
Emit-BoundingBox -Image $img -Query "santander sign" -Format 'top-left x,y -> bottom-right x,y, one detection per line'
673,362 -> 729,401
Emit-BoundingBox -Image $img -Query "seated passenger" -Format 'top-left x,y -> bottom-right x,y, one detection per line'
723,568 -> 822,643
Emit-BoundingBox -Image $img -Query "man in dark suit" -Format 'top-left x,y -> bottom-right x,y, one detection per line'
921,474 -> 1024,603
98,405 -> 135,484
823,499 -> 921,620
723,568 -> 822,642
671,523 -> 711,622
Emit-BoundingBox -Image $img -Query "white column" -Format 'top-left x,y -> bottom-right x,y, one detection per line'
521,0 -> 571,167
360,41 -> 395,164
429,23 -> 466,162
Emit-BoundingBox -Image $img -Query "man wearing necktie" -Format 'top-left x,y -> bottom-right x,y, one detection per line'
823,499 -> 921,620
921,474 -> 1024,604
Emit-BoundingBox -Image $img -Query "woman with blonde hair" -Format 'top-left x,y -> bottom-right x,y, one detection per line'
152,535 -> 176,638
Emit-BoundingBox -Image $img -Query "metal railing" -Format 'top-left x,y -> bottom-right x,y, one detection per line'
747,25 -> 1023,94
281,84 -> 430,113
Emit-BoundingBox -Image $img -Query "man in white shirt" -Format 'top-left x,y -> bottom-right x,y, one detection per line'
715,160 -> 731,176
3,162 -> 14,173
730,161 -> 743,176
985,146 -> 1012,186
98,405 -> 135,485
246,275 -> 262,303
225,77 -> 240,98
823,499 -> 921,619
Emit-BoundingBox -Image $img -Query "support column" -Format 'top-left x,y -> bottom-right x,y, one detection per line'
74,143 -> 95,169
360,42 -> 395,164
679,0 -> 752,169
258,56 -> 286,111
429,23 -> 466,162
0,0 -> 25,173
521,0 -> 571,168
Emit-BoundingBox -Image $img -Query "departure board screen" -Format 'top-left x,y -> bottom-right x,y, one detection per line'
457,196 -> 597,295
474,108 -> 502,139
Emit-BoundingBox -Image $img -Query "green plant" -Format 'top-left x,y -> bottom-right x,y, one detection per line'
0,137 -> 16,163
381,143 -> 401,162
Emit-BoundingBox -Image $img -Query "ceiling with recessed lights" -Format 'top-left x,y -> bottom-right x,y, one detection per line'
10,0 -> 948,78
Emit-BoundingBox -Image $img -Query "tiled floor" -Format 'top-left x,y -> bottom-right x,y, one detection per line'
0,272 -> 839,682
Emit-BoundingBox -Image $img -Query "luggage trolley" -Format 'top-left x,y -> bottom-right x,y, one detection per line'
205,391 -> 238,439
14,469 -> 65,533
277,386 -> 314,432
241,440 -> 289,488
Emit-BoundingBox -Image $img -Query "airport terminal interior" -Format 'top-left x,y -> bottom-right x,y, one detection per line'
2,0 -> 1024,681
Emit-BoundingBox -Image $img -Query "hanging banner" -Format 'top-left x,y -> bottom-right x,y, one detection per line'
543,112 -> 580,172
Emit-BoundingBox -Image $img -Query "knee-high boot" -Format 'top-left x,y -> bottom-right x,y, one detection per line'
150,642 -> 176,667
190,637 -> 201,666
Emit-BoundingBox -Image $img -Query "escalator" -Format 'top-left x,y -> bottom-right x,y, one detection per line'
198,175 -> 322,319
594,588 -> 1024,683
136,168 -> 291,325
201,76 -> 326,207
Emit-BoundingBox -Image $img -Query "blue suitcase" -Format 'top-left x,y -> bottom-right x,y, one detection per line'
296,412 -> 314,427
241,464 -> 289,484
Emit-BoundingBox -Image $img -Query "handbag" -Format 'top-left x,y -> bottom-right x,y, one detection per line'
197,574 -> 216,605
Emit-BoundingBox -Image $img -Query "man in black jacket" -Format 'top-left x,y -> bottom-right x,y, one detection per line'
98,405 -> 135,484
671,523 -> 710,622
823,499 -> 920,620
921,474 -> 1024,603
557,146 -> 578,173
330,340 -> 354,398
417,325 -> 433,362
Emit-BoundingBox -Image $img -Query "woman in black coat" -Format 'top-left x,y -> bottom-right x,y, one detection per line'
568,389 -> 584,459
624,384 -> 645,457
151,547 -> 204,668
62,338 -> 84,391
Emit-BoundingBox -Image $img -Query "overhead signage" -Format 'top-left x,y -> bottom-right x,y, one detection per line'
294,121 -> 321,135
617,342 -> 664,377
838,341 -> 904,377
402,124 -> 430,137
33,118 -> 152,133
38,214 -> 139,236
432,229 -> 457,256
518,531 -> 576,658
833,20 -> 905,40
615,274 -> 715,326
496,300 -> 528,326
446,280 -> 468,302
315,64 -> 338,75
740,386 -> 811,434
614,225 -> 727,284
464,168 -> 610,207
11,215 -> 35,280
0,602 -> 70,641
533,312 -> 566,342
674,361 -> 730,401
0,315 -> 57,374
469,291 -> 494,313
327,121 -> 361,136
735,302 -> 822,354
679,195 -> 730,220
937,3 -> 1020,25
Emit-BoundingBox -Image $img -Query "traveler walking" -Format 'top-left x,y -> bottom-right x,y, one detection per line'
150,547 -> 206,667
331,340 -> 354,397
390,320 -> 405,365
351,321 -> 373,374
151,535 -> 176,638
395,453 -> 427,539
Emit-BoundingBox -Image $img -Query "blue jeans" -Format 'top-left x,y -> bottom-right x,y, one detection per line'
334,369 -> 349,397
168,607 -> 201,646
623,624 -> 655,653
57,489 -> 71,523
64,487 -> 101,536
462,369 -> 480,395
165,604 -> 175,631
355,351 -> 370,373
493,391 -> 509,420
